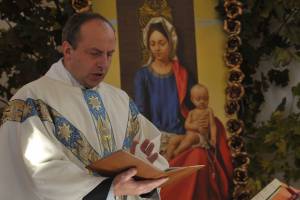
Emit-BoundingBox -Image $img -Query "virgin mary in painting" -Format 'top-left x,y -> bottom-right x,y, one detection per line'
134,16 -> 233,200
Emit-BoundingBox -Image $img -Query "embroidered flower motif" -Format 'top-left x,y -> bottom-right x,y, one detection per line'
123,101 -> 140,150
229,135 -> 244,153
224,0 -> 243,19
88,96 -> 101,111
36,101 -> 51,122
232,152 -> 250,168
58,123 -> 71,141
233,167 -> 248,184
226,83 -> 244,100
226,118 -> 244,134
232,185 -> 250,200
224,19 -> 241,34
228,68 -> 244,83
225,100 -> 240,115
226,35 -> 242,52
72,0 -> 91,13
1,100 -> 22,124
22,103 -> 33,119
225,51 -> 243,68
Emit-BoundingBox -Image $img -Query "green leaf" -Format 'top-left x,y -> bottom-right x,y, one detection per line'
246,0 -> 258,11
276,139 -> 287,154
259,1 -> 274,18
271,110 -> 284,121
292,83 -> 300,97
260,159 -> 271,170
52,22 -> 61,31
280,26 -> 300,45
295,147 -> 300,159
264,132 -> 278,144
275,97 -> 286,112
272,47 -> 293,67
273,3 -> 285,20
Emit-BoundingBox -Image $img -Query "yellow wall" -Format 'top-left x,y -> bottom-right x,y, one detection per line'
194,0 -> 227,123
93,0 -> 228,124
92,0 -> 121,88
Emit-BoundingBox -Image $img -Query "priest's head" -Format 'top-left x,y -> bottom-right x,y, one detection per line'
61,12 -> 116,88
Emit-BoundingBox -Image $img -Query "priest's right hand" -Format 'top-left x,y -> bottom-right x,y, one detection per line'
112,168 -> 168,196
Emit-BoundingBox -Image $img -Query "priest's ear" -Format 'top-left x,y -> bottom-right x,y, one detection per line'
62,41 -> 74,60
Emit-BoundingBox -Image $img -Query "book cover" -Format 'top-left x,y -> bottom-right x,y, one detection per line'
86,150 -> 204,187
251,179 -> 300,200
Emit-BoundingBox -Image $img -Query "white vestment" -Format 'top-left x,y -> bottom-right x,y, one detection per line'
0,59 -> 168,200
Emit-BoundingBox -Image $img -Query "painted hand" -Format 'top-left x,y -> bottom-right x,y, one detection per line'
140,139 -> 159,163
130,139 -> 158,163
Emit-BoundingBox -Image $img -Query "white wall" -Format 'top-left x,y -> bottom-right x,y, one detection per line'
255,60 -> 300,123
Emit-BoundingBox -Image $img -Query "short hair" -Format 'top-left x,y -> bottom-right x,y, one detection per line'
62,12 -> 115,48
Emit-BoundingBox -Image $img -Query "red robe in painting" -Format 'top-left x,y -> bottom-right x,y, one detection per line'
160,118 -> 233,200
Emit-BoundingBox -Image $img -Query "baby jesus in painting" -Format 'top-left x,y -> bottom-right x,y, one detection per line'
164,84 -> 217,161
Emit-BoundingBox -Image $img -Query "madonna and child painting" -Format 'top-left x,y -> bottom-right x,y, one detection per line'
131,16 -> 233,200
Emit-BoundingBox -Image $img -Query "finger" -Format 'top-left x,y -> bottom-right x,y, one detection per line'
117,168 -> 137,182
138,177 -> 169,192
147,152 -> 158,163
145,142 -> 154,156
140,139 -> 150,153
130,140 -> 139,154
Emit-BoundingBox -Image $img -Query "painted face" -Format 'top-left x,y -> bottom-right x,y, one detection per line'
191,87 -> 209,109
149,30 -> 170,62
63,19 -> 116,88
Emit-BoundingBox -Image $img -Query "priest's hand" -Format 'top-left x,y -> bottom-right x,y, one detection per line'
113,168 -> 168,196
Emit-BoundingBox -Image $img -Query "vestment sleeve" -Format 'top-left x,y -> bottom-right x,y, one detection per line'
0,117 -> 108,200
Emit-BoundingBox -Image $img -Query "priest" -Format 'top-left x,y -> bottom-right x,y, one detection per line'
0,12 -> 168,200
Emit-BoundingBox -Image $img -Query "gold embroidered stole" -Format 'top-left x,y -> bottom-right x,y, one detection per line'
1,95 -> 141,171
82,89 -> 116,157
122,99 -> 141,149
1,99 -> 100,166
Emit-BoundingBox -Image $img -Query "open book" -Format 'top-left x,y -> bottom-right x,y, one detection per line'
87,150 -> 204,187
251,179 -> 299,200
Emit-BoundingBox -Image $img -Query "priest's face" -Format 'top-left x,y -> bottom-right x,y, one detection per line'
63,19 -> 116,88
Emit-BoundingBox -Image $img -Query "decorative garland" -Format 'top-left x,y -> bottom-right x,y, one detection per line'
71,0 -> 92,13
223,0 -> 250,199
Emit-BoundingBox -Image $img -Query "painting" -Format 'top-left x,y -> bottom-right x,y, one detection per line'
115,0 -> 234,199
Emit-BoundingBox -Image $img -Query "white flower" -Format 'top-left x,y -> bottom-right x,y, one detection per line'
8,66 -> 20,77
0,71 -> 9,88
10,87 -> 18,95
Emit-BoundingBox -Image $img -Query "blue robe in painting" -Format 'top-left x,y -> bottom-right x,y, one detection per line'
134,66 -> 195,134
